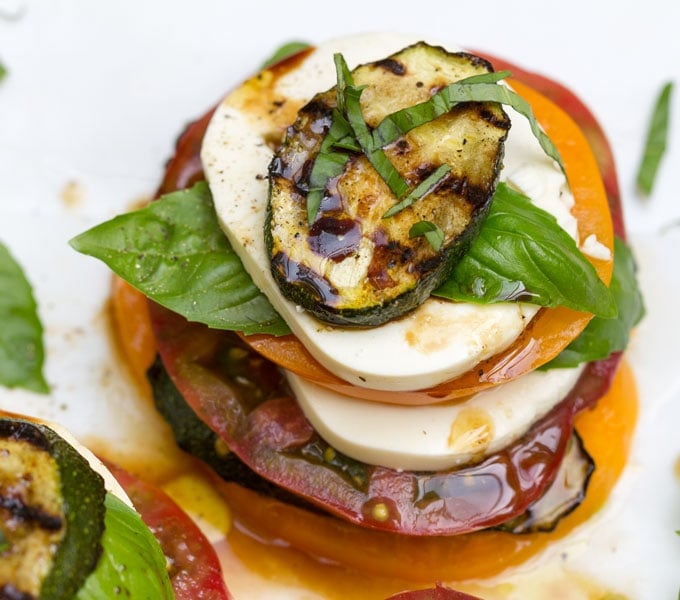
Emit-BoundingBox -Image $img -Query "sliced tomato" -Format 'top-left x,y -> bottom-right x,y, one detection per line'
149,300 -> 620,537
108,462 -> 232,600
207,361 -> 636,583
387,584 -> 483,600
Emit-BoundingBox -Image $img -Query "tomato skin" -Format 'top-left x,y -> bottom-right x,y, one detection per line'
148,301 -> 619,537
387,583 -> 483,600
108,463 -> 232,600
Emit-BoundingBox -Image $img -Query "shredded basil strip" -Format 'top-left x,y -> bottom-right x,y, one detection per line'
261,41 -> 310,69
636,80 -> 673,197
383,164 -> 452,218
0,529 -> 9,552
335,54 -> 410,199
434,183 -> 616,318
0,241 -> 49,393
371,70 -> 511,148
372,78 -> 563,170
542,237 -> 645,369
307,54 -> 561,222
306,109 -> 354,222
70,182 -> 290,336
409,221 -> 445,251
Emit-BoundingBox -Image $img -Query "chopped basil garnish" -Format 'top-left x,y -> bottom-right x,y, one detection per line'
636,80 -> 673,197
373,73 -> 563,170
335,54 -> 410,200
69,182 -> 290,336
434,183 -> 616,318
409,220 -> 445,251
0,528 -> 9,552
306,109 -> 354,222
306,53 -> 563,223
542,237 -> 644,369
261,41 -> 310,69
383,164 -> 452,218
0,241 -> 49,393
370,70 -> 511,147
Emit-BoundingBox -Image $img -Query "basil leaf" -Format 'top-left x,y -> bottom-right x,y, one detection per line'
306,109 -> 353,222
371,70 -> 510,148
543,237 -> 644,368
372,77 -> 564,170
434,183 -> 616,318
0,62 -> 6,82
70,182 -> 290,336
335,53 -> 409,199
636,81 -> 673,197
261,41 -> 310,69
0,529 -> 9,553
0,241 -> 49,393
383,164 -> 451,218
75,493 -> 173,600
409,220 -> 445,251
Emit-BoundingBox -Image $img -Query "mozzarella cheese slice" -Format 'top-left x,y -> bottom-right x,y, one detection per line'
201,33 -> 577,392
287,364 -> 584,471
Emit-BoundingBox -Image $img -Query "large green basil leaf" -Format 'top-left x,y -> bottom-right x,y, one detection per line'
69,182 -> 290,336
75,493 -> 174,600
0,241 -> 49,393
434,183 -> 616,318
543,237 -> 645,368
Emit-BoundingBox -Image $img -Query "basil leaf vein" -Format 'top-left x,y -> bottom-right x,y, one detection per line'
542,237 -> 645,368
636,80 -> 673,197
0,241 -> 49,393
69,182 -> 290,336
434,183 -> 616,318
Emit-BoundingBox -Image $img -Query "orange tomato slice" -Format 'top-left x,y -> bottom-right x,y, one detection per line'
208,361 -> 637,586
240,79 -> 614,405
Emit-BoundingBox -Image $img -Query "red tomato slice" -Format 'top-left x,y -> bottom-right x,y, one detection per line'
108,463 -> 232,600
149,301 -> 618,537
387,584 -> 483,600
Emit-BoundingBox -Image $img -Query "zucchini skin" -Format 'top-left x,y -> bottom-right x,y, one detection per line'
266,42 -> 510,327
0,418 -> 106,600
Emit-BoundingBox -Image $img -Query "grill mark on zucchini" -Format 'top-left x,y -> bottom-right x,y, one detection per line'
266,42 -> 510,326
0,583 -> 36,600
0,496 -> 63,531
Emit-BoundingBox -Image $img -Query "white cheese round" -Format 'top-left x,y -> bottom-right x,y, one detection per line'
201,33 -> 577,392
288,364 -> 584,471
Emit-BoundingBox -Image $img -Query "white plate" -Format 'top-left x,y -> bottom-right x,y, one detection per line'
1,1 -> 679,598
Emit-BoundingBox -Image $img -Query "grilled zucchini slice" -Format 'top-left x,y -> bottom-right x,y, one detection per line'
267,42 -> 510,327
0,417 -> 106,600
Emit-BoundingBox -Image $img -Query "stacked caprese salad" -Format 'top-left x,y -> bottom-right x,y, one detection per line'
69,32 -> 644,587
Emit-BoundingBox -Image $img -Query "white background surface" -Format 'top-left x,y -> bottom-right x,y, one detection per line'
1,1 -> 679,598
